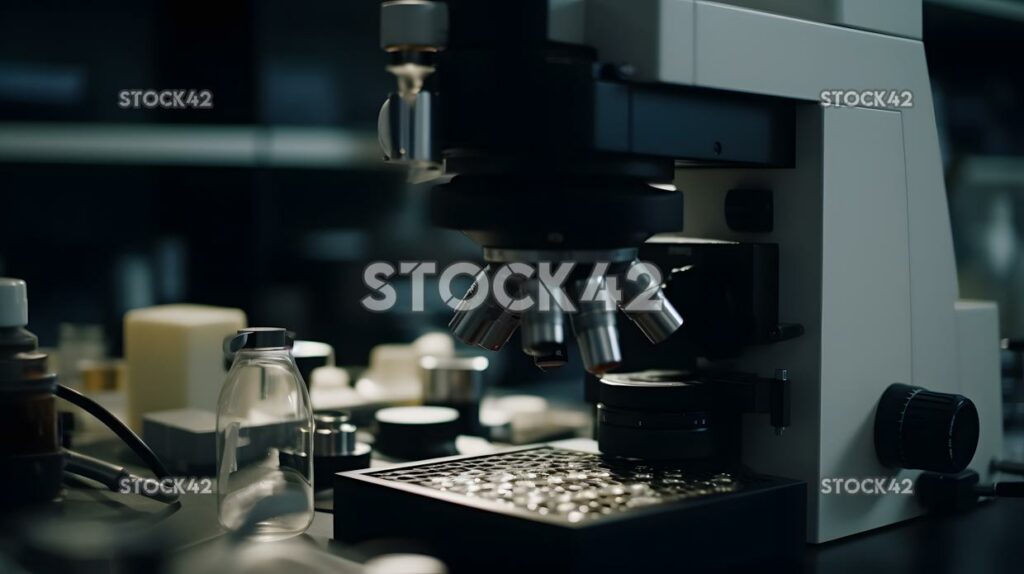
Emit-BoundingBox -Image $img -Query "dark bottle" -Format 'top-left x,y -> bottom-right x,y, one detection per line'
0,278 -> 63,508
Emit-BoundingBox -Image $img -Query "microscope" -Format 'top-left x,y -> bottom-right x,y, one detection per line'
336,1 -> 1004,570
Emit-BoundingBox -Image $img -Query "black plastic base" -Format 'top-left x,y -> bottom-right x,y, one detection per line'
333,444 -> 805,573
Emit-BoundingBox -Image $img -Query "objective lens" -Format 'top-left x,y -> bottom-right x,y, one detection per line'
520,279 -> 567,362
449,268 -> 520,351
570,276 -> 622,375
619,261 -> 683,344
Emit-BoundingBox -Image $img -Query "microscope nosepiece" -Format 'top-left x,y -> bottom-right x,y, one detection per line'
444,257 -> 684,374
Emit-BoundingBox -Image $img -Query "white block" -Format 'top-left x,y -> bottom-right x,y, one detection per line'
124,305 -> 246,430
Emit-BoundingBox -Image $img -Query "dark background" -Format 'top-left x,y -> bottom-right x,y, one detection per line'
1,1 -> 1023,396
0,1 -> 482,369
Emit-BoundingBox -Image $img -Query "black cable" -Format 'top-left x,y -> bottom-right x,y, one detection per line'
991,459 -> 1024,477
975,481 -> 1024,498
65,450 -> 129,488
993,482 -> 1024,497
56,384 -> 172,480
919,470 -> 1024,513
64,450 -> 179,504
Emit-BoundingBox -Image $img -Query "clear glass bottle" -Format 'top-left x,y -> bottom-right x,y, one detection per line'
216,328 -> 314,540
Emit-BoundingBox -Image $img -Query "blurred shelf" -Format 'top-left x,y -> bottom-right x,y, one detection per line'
0,122 -> 381,169
928,0 -> 1024,21
954,155 -> 1024,188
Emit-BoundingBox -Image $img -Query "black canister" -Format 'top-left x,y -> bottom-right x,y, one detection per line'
374,406 -> 460,460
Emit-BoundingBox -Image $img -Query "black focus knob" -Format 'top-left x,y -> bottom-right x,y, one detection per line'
874,383 -> 979,473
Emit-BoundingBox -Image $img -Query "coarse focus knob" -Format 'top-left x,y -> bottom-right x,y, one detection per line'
874,383 -> 979,473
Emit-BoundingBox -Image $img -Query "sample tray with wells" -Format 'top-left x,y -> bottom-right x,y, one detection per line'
369,446 -> 739,522
333,443 -> 805,573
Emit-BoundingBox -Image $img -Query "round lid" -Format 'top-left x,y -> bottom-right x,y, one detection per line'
314,410 -> 352,427
313,411 -> 358,456
227,328 -> 292,353
292,340 -> 334,383
292,340 -> 334,360
0,278 -> 29,328
376,405 -> 459,425
419,355 -> 489,373
374,406 -> 460,460
0,352 -> 56,393
420,356 -> 489,402
413,332 -> 455,357
365,553 -> 447,574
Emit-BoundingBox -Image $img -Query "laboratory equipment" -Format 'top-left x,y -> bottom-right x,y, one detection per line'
143,408 -> 287,475
308,411 -> 372,489
374,405 -> 459,460
335,444 -> 803,572
279,410 -> 371,492
366,0 -> 1004,551
419,355 -> 488,436
291,340 -> 335,389
0,278 -> 181,511
125,304 -> 246,430
216,328 -> 314,540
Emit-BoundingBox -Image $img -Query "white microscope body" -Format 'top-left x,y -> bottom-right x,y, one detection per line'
548,0 -> 1003,542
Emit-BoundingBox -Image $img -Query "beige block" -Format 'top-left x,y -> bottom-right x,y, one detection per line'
124,305 -> 246,430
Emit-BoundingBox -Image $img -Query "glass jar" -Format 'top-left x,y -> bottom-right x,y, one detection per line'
216,328 -> 314,540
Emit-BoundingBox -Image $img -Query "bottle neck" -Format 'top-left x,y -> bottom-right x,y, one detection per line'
235,348 -> 292,360
232,349 -> 296,366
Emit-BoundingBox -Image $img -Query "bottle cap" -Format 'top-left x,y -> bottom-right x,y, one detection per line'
0,278 -> 29,328
226,328 -> 293,354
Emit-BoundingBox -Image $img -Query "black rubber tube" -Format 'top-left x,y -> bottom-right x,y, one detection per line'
56,384 -> 172,479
